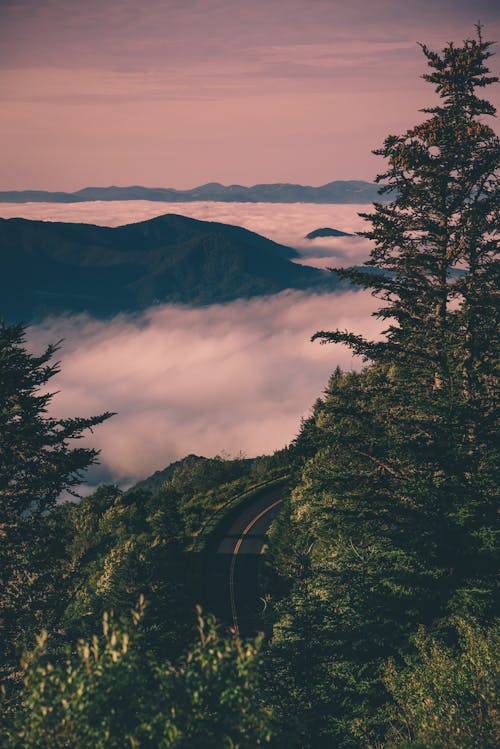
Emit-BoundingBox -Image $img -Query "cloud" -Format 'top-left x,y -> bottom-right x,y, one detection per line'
1,197 -> 375,275
0,198 -> 373,260
28,290 -> 381,490
9,200 -> 381,490
1,1 -> 497,72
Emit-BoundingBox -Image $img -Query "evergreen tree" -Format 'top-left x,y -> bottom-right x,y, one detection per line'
0,322 -> 112,676
316,27 -> 499,389
265,28 -> 499,747
312,24 -> 499,620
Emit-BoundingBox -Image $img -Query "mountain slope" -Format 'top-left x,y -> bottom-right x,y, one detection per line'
1,213 -> 343,320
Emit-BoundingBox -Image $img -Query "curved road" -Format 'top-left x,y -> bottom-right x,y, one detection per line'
202,487 -> 284,636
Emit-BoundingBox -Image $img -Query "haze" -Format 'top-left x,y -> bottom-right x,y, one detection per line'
1,0 -> 499,190
11,201 -> 378,489
30,290 -> 380,490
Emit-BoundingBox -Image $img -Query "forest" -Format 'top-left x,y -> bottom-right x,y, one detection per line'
1,29 -> 498,748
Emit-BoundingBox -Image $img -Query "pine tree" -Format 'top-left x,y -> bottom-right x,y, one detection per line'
266,28 -> 499,747
311,26 -> 499,616
316,27 -> 498,395
0,322 -> 113,675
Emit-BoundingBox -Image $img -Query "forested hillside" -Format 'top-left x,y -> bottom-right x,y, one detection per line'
0,212 -> 341,321
261,28 -> 499,747
1,29 -> 498,748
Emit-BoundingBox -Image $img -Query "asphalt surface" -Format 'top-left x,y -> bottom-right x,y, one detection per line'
201,486 -> 284,636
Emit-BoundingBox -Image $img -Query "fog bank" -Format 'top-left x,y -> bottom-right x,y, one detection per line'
0,200 -> 373,269
9,200 -> 382,489
30,290 -> 381,489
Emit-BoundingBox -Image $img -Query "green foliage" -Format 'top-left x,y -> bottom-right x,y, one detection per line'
56,452 -> 289,659
4,601 -> 272,749
384,618 -> 499,748
264,28 -> 499,748
56,483 -> 194,660
0,322 -> 112,676
0,322 -> 113,519
154,608 -> 272,748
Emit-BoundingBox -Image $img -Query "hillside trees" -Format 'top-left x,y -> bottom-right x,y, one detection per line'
314,25 -> 499,619
59,483 -> 197,660
264,28 -> 499,748
313,27 -> 500,616
58,451 -> 291,659
0,322 -> 113,676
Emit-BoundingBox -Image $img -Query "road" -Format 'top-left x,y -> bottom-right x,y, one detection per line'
201,486 -> 284,636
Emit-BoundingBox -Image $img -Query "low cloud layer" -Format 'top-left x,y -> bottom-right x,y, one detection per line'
9,200 -> 382,490
30,291 -> 381,490
0,199 -> 374,268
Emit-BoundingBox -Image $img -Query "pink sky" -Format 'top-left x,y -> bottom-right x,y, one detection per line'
1,0 -> 499,191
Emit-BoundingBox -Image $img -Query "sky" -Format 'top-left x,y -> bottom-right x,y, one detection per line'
1,0 -> 499,190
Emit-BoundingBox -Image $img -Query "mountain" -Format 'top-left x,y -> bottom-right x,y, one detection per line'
0,213 -> 344,321
124,454 -> 208,496
305,227 -> 354,239
0,180 -> 382,204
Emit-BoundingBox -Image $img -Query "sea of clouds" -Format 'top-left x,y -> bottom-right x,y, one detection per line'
0,199 -> 374,267
2,201 -> 382,490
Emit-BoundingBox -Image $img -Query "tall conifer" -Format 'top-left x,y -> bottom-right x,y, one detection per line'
0,322 -> 113,674
267,29 -> 499,747
312,26 -> 499,606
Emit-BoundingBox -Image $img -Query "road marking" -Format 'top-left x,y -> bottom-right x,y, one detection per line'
229,498 -> 283,634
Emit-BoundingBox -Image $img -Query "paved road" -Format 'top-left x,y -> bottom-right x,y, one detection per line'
201,486 -> 284,636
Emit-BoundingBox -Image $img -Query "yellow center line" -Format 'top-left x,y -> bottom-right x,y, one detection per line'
229,498 -> 283,634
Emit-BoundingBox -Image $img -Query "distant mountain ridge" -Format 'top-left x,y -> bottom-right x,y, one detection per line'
1,212 -> 345,321
0,180 -> 381,204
